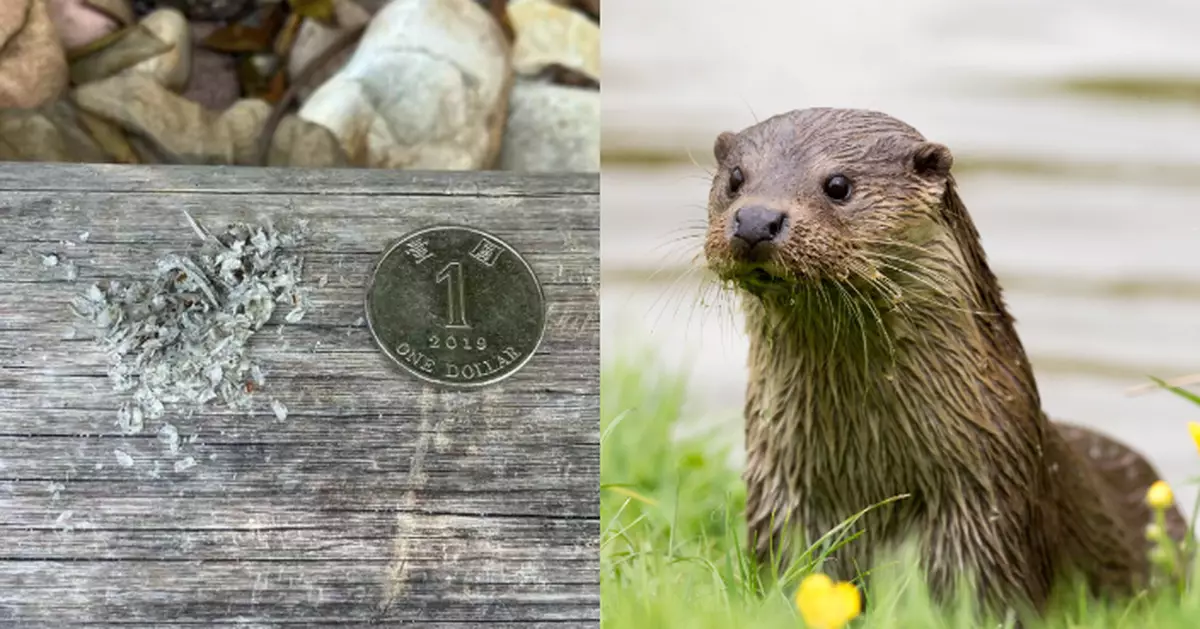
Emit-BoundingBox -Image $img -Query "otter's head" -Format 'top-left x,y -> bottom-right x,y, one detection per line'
704,108 -> 959,301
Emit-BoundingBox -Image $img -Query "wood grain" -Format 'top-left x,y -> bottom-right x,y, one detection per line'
0,163 -> 600,627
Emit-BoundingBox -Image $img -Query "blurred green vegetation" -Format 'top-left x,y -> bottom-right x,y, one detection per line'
600,355 -> 1200,628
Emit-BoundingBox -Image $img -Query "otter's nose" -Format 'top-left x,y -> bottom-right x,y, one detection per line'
733,206 -> 786,247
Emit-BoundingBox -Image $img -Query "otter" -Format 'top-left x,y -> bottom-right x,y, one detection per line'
701,107 -> 1189,613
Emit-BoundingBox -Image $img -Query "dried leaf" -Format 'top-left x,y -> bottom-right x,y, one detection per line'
74,108 -> 138,163
69,24 -> 172,85
83,0 -> 135,26
114,449 -> 134,467
288,0 -> 339,27
273,12 -> 304,57
535,63 -> 598,89
71,215 -> 312,432
264,68 -> 288,104
202,25 -> 273,54
65,26 -> 132,62
157,423 -> 180,454
201,5 -> 285,53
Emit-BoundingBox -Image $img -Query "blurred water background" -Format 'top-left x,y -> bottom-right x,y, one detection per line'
601,0 -> 1200,510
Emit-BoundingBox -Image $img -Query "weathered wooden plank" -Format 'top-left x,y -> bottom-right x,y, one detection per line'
0,285 -> 595,342
3,560 -> 596,623
0,434 -> 597,490
0,163 -> 600,626
1,514 -> 596,563
1,490 -> 597,522
0,163 -> 596,196
0,348 -> 595,393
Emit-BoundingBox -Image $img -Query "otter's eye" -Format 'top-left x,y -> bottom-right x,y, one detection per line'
823,174 -> 852,201
728,167 -> 745,195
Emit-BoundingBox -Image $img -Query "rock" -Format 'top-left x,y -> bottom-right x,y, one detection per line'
287,0 -> 371,103
219,100 -> 274,164
74,105 -> 140,162
0,100 -> 111,162
0,1 -> 28,43
266,114 -> 351,168
508,0 -> 598,81
181,21 -> 239,110
73,73 -> 239,163
130,8 -> 189,90
72,72 -> 347,166
498,79 -> 597,172
0,0 -> 70,109
298,0 -> 512,170
47,0 -> 126,51
149,0 -> 252,21
67,21 -> 171,84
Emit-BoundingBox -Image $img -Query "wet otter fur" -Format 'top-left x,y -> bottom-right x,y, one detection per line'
702,108 -> 1189,613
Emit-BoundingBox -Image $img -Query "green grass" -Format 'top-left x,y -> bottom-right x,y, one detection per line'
600,353 -> 1200,628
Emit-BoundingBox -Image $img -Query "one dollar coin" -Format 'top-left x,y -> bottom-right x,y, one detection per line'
365,225 -> 546,388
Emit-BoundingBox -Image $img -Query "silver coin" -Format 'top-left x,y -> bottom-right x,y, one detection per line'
365,225 -> 546,388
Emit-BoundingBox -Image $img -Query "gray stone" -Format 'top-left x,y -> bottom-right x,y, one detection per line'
298,0 -> 512,170
499,80 -> 598,172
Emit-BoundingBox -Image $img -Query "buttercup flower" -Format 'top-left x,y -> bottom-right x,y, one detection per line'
1188,422 -> 1200,456
795,573 -> 862,629
1146,480 -> 1174,511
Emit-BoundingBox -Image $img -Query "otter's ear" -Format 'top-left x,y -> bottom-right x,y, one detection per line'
713,132 -> 736,163
912,142 -> 953,177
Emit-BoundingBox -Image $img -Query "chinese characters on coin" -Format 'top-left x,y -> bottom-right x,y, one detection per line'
365,226 -> 547,388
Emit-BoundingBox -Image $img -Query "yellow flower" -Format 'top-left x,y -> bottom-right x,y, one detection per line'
795,573 -> 862,629
1188,422 -> 1200,456
1146,480 -> 1174,510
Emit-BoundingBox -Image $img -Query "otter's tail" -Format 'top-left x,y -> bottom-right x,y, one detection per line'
1054,422 -> 1190,546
